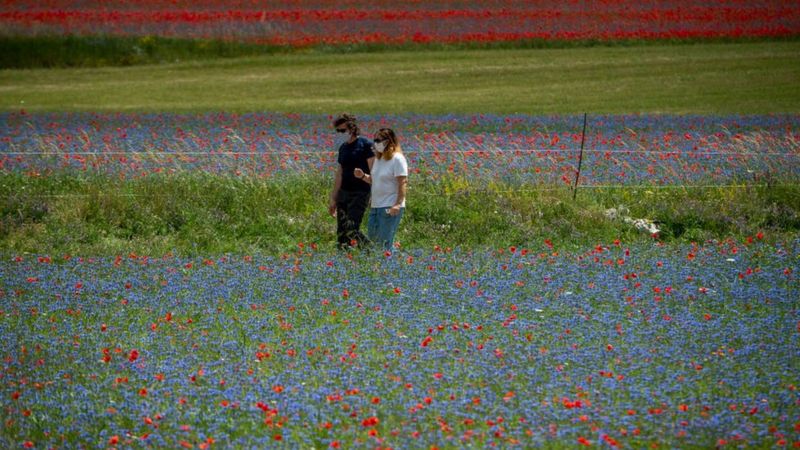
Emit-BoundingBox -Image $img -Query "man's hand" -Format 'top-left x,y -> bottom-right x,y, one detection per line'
354,168 -> 365,179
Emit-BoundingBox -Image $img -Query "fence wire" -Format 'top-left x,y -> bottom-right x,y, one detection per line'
8,184 -> 798,199
3,148 -> 799,156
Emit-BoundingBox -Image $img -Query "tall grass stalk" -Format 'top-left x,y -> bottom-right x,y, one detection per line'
2,172 -> 797,256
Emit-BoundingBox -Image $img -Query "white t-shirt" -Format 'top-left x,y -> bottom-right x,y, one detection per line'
370,153 -> 408,208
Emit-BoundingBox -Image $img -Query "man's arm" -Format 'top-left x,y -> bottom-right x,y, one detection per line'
329,165 -> 342,216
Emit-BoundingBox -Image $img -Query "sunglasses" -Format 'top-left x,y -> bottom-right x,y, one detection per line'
335,127 -> 348,133
374,138 -> 386,143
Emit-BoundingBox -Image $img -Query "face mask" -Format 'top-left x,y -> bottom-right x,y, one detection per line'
335,132 -> 350,147
373,141 -> 386,153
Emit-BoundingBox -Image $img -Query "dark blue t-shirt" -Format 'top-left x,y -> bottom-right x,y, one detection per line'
338,136 -> 373,193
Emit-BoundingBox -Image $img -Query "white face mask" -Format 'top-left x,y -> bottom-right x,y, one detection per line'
373,141 -> 386,153
335,133 -> 351,148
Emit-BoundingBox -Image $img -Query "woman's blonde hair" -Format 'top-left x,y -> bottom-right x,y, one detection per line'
373,128 -> 401,161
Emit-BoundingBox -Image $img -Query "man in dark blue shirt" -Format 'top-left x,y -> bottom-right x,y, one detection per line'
329,114 -> 374,249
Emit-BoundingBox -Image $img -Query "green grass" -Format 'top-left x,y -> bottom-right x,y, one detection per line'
1,41 -> 799,114
2,172 -> 798,256
1,40 -> 798,255
0,35 -> 285,69
4,35 -> 797,69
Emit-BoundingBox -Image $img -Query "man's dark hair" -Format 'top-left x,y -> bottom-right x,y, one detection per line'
333,113 -> 360,136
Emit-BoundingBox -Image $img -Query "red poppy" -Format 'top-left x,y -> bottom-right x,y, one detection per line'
361,416 -> 379,427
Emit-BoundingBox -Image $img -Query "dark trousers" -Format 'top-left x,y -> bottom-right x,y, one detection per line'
336,190 -> 370,249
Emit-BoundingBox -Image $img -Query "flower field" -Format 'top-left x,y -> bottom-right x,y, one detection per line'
1,0 -> 799,45
2,0 -> 799,447
2,112 -> 799,186
1,238 -> 798,448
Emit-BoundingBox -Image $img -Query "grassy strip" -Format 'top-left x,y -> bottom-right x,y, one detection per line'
2,172 -> 798,256
2,41 -> 798,114
0,35 -> 283,69
2,34 -> 799,69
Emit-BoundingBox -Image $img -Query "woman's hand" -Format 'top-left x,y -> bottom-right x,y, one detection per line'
387,205 -> 402,216
354,168 -> 370,184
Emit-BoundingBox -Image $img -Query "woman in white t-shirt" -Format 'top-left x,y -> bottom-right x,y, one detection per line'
353,128 -> 408,251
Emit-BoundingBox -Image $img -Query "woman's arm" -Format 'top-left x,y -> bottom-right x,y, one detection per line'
354,167 -> 371,184
354,153 -> 375,185
388,176 -> 407,216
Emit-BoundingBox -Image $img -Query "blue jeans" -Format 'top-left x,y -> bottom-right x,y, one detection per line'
367,207 -> 404,251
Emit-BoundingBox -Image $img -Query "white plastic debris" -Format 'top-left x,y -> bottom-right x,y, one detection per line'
604,205 -> 660,235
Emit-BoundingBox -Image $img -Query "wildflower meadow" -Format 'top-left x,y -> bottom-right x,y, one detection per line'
1,1 -> 799,449
3,239 -> 799,448
2,0 -> 799,45
2,112 -> 799,185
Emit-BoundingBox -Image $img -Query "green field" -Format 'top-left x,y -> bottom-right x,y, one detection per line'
2,40 -> 799,255
3,173 -> 799,256
2,41 -> 799,114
